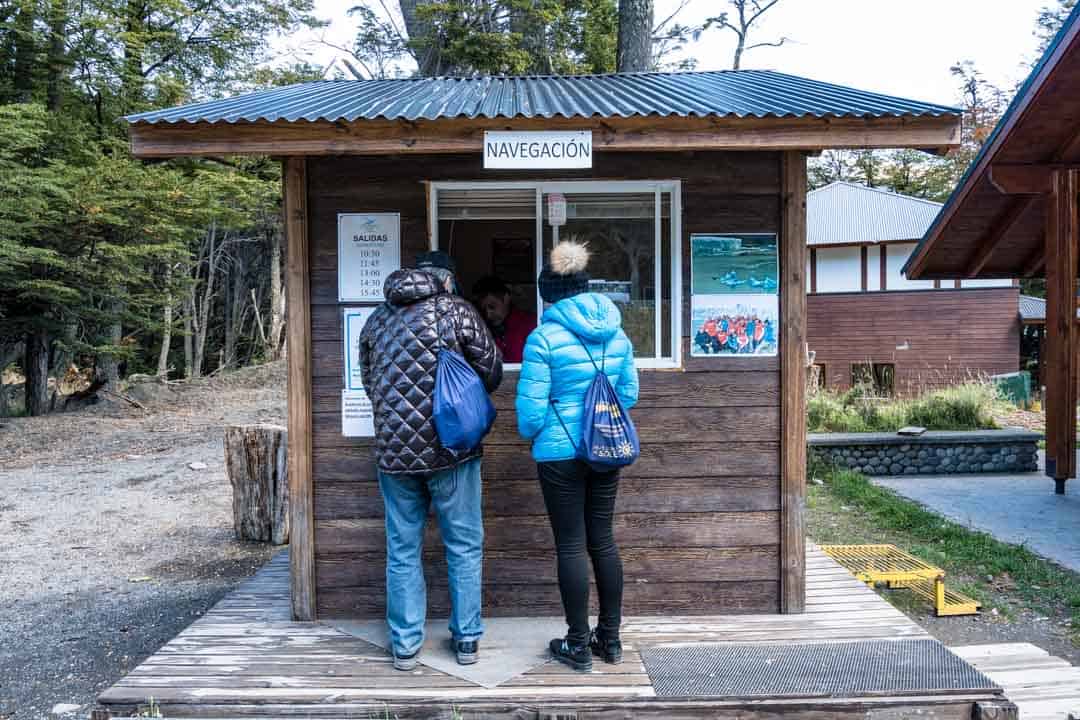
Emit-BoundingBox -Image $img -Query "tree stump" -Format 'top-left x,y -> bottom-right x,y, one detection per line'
224,424 -> 289,544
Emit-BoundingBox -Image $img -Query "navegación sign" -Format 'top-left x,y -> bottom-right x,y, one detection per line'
483,131 -> 592,169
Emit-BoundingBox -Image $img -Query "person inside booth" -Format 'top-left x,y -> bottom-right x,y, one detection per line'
472,275 -> 536,364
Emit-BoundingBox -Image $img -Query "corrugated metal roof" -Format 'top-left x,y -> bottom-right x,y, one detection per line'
1018,294 -> 1080,321
124,70 -> 961,125
1019,294 -> 1046,322
807,181 -> 943,246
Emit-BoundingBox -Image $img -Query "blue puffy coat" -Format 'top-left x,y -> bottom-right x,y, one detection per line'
515,293 -> 639,462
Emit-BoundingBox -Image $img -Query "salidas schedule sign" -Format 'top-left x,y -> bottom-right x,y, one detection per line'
338,213 -> 401,302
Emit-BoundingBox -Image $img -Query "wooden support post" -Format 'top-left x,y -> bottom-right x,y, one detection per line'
284,157 -> 316,619
879,246 -> 888,290
1043,168 -> 1078,494
781,151 -> 807,613
860,245 -> 868,291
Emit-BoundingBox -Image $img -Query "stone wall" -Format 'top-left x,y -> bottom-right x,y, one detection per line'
808,430 -> 1041,476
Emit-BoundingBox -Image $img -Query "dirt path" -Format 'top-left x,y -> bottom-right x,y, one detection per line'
0,364 -> 286,719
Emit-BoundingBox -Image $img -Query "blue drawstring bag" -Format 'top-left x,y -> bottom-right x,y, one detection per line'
432,319 -> 497,453
552,335 -> 639,471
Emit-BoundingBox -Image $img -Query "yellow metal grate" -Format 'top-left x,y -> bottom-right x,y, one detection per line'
821,544 -> 981,617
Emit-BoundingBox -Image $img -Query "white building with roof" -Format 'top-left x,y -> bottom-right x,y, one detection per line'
807,182 -> 1012,293
805,182 -> 1019,393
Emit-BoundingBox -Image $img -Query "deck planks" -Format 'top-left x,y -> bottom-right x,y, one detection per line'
952,643 -> 1080,720
96,546 -> 1007,719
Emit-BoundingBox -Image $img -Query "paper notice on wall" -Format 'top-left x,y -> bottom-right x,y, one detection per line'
343,306 -> 377,391
342,389 -> 375,437
338,213 -> 401,302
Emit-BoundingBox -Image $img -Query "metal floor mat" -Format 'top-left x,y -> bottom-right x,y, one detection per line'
641,639 -> 999,698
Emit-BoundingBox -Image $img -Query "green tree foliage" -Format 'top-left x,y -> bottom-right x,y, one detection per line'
396,0 -> 618,75
808,61 -> 1008,204
1037,0 -> 1077,53
0,0 -> 318,413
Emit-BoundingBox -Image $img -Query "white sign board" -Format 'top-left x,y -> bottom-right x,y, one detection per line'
547,192 -> 567,226
343,306 -> 377,391
483,131 -> 592,169
342,307 -> 377,437
342,390 -> 375,437
338,213 -> 400,301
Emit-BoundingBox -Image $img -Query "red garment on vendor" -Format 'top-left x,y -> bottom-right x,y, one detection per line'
494,306 -> 535,363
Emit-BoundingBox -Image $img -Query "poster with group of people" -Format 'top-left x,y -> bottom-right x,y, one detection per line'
690,233 -> 779,358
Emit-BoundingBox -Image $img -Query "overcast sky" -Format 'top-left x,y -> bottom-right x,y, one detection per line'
284,0 -> 1052,108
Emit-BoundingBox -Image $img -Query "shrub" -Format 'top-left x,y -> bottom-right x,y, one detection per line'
806,381 -> 1000,433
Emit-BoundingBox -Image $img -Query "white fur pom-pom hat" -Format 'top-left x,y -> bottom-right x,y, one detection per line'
539,239 -> 591,304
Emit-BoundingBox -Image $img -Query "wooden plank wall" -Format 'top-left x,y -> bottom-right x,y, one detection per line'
806,287 -> 1021,394
306,152 -> 784,619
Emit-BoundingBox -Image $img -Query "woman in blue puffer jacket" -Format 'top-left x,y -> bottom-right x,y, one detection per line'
516,239 -> 639,673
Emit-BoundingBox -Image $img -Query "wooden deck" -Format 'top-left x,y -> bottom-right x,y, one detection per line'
95,546 -> 1013,719
954,643 -> 1080,720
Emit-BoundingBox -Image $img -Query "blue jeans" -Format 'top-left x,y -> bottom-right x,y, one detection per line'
378,457 -> 484,656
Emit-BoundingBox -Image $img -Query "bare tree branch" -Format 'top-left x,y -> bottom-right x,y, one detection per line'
745,37 -> 787,51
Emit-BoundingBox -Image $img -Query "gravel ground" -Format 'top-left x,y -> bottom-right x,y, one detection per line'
0,364 -> 285,719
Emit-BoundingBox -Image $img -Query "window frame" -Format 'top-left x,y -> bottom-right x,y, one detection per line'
428,179 -> 683,370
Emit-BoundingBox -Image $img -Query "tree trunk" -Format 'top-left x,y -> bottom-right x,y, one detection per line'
512,4 -> 551,74
192,222 -> 220,379
12,0 -> 35,103
49,317 -> 76,408
45,0 -> 67,111
122,0 -> 146,109
95,294 -> 123,390
223,254 -> 246,371
0,341 -> 22,418
24,328 -> 49,416
158,266 -> 173,378
183,293 -> 194,379
224,424 -> 289,544
399,0 -> 441,75
617,0 -> 653,72
222,266 -> 235,372
268,227 -> 285,361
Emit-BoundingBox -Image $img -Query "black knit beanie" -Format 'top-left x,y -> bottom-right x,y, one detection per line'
538,241 -> 591,304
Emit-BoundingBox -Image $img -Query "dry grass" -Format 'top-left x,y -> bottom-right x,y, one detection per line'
807,381 -> 1003,434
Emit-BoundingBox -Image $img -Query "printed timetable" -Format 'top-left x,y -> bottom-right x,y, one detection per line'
337,213 -> 401,302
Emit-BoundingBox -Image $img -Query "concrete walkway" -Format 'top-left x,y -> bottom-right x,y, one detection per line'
871,457 -> 1080,573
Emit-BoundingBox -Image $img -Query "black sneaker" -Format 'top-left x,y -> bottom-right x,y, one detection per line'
393,648 -> 419,671
455,639 -> 479,665
549,637 -> 593,672
590,629 -> 623,665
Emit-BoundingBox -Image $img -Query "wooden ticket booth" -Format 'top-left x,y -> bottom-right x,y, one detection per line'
126,72 -> 962,622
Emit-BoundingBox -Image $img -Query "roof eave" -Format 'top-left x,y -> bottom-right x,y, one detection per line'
904,3 -> 1080,280
127,113 -> 961,159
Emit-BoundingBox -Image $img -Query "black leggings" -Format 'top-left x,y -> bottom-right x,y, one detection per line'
537,460 -> 623,646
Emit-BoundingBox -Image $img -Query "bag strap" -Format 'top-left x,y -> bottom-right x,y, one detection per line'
549,399 -> 579,454
548,328 -> 609,453
434,301 -> 458,355
566,329 -> 606,374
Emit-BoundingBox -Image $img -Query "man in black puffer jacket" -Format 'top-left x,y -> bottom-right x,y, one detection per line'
358,252 -> 502,672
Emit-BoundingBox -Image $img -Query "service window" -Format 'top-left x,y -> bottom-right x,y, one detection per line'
430,181 -> 681,369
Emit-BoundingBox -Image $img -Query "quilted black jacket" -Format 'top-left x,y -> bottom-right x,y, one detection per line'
358,269 -> 503,475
